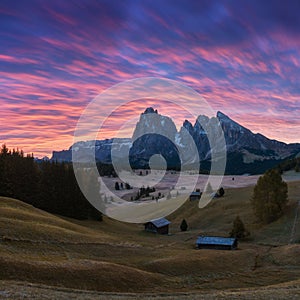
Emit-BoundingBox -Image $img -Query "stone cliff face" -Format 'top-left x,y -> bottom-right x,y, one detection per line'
130,108 -> 179,168
51,108 -> 300,174
132,107 -> 177,141
216,111 -> 297,158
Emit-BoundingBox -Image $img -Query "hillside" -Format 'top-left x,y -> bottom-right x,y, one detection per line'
1,182 -> 300,298
169,180 -> 300,245
0,197 -> 113,243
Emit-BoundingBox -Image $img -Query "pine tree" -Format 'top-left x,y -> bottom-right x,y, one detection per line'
251,169 -> 288,224
125,182 -> 131,189
217,187 -> 225,197
230,216 -> 249,239
180,219 -> 188,231
0,146 -> 102,221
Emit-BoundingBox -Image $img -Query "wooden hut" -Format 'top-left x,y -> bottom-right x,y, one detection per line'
196,236 -> 238,250
144,217 -> 170,235
189,191 -> 202,201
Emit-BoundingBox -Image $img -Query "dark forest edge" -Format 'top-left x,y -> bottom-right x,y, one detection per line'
275,156 -> 300,173
0,145 -> 102,221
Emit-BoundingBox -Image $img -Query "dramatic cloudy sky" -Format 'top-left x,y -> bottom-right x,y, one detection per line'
1,0 -> 300,157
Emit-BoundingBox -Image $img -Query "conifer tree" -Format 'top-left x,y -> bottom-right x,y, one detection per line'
230,216 -> 249,239
251,169 -> 288,224
180,219 -> 188,231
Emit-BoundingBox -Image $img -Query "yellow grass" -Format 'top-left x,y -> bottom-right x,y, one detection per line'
0,180 -> 300,298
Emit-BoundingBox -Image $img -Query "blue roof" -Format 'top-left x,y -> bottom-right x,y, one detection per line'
190,191 -> 201,196
149,217 -> 171,228
196,236 -> 236,246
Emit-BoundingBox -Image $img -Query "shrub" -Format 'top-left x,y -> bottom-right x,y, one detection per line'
180,219 -> 188,231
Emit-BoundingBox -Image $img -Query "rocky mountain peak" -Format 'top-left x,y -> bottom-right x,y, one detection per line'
52,107 -> 300,174
216,111 -> 229,120
133,107 -> 177,141
143,107 -> 158,114
216,111 -> 247,132
183,119 -> 193,133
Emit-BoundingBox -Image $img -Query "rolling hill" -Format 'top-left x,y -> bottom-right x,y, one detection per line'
1,180 -> 300,298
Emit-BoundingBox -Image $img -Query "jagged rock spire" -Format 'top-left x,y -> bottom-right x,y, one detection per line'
143,107 -> 158,114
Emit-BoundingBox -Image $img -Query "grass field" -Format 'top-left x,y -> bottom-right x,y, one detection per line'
0,179 -> 300,299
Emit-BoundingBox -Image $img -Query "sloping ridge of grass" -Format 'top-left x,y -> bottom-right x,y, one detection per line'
168,186 -> 255,236
0,196 -> 170,292
0,196 -> 115,243
0,256 -> 166,292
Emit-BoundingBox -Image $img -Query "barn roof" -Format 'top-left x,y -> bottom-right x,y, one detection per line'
148,217 -> 170,228
196,236 -> 236,246
190,191 -> 201,196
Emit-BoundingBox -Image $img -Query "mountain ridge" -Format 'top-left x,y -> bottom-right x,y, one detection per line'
52,108 -> 300,174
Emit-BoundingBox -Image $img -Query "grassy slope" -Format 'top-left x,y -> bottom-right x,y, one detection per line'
0,181 -> 300,297
0,197 -> 114,243
169,181 -> 300,245
0,197 -> 168,292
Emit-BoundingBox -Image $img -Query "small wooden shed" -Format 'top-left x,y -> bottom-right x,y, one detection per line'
189,191 -> 202,201
196,236 -> 238,250
144,217 -> 170,235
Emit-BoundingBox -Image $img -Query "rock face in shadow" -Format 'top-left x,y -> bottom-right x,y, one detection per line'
51,107 -> 300,174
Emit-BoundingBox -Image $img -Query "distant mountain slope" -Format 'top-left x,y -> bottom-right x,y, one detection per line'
52,108 -> 300,174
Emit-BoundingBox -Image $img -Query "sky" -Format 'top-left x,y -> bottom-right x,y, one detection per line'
1,0 -> 300,157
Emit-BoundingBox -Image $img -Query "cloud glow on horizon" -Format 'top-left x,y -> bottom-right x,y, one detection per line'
1,1 -> 300,157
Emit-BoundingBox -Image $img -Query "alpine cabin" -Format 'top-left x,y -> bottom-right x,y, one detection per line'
196,236 -> 238,250
144,217 -> 170,235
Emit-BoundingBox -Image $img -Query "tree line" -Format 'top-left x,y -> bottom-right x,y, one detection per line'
0,145 -> 102,220
276,156 -> 300,173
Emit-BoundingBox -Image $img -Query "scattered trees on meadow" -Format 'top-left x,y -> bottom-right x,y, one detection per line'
125,182 -> 131,189
115,182 -> 120,190
251,169 -> 288,224
134,186 -> 155,200
115,181 -> 131,190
